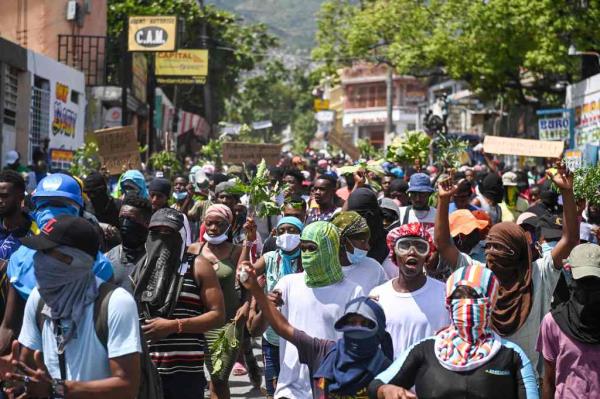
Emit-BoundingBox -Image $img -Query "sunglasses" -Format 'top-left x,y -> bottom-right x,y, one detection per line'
394,237 -> 430,256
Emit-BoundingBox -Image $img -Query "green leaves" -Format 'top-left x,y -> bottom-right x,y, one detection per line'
386,131 -> 431,168
210,321 -> 239,375
70,142 -> 101,178
228,159 -> 286,218
148,151 -> 182,179
573,166 -> 600,206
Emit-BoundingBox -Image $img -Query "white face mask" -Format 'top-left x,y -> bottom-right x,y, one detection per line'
204,226 -> 229,245
276,233 -> 301,252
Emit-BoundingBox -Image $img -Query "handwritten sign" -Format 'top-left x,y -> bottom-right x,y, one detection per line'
94,126 -> 141,175
222,142 -> 282,166
483,136 -> 565,159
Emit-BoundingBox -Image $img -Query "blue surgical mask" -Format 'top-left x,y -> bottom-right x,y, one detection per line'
346,246 -> 368,265
34,204 -> 79,228
172,191 -> 187,201
541,241 -> 557,254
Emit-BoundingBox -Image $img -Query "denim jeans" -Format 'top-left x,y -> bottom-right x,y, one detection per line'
262,338 -> 281,396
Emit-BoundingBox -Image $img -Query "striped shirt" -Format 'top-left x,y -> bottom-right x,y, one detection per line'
148,267 -> 205,375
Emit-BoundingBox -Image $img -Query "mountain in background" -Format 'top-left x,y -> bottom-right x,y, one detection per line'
208,0 -> 325,50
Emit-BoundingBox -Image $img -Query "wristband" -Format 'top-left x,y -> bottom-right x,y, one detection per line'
176,318 -> 184,334
51,378 -> 66,398
244,240 -> 255,248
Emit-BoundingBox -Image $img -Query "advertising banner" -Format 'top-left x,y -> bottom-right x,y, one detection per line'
95,126 -> 142,175
155,49 -> 208,76
483,136 -> 565,158
128,16 -> 177,52
222,142 -> 282,165
538,117 -> 569,141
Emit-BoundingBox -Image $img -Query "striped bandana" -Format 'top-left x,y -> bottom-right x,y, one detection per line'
301,221 -> 343,288
434,263 -> 501,371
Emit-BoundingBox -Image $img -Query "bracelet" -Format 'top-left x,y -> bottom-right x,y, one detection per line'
176,319 -> 184,334
244,240 -> 255,248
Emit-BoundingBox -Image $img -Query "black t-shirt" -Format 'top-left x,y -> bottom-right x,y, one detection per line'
368,338 -> 539,399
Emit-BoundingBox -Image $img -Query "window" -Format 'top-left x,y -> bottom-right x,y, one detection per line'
3,65 -> 18,127
30,76 -> 51,157
71,90 -> 80,104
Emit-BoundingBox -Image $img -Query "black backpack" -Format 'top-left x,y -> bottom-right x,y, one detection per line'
35,283 -> 163,399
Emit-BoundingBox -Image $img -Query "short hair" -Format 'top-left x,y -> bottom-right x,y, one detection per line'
173,175 -> 188,183
283,168 -> 304,184
314,174 -> 337,187
122,193 -> 153,221
0,169 -> 25,193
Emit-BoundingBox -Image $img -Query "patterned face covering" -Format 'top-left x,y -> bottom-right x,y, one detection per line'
434,263 -> 501,371
301,221 -> 343,288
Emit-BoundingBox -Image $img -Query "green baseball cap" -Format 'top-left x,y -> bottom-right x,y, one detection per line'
567,243 -> 600,280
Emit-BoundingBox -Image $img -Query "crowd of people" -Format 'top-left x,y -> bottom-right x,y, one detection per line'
0,149 -> 597,399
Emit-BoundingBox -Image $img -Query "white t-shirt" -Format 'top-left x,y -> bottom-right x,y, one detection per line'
457,251 -> 561,377
398,206 -> 437,234
369,277 -> 449,359
274,273 -> 364,399
19,278 -> 142,381
342,256 -> 389,294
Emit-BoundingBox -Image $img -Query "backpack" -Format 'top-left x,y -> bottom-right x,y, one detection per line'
36,282 -> 164,399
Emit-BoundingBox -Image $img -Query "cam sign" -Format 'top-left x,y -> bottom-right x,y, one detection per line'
128,16 -> 177,52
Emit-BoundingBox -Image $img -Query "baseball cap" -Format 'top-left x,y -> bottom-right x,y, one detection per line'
407,173 -> 434,193
567,243 -> 600,280
149,208 -> 184,232
520,214 -> 563,242
449,209 -> 489,237
5,150 -> 19,166
21,214 -> 99,258
502,171 -> 518,186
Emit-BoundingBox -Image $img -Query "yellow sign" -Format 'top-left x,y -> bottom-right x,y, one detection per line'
314,99 -> 330,111
128,16 -> 177,52
155,49 -> 208,76
483,136 -> 565,159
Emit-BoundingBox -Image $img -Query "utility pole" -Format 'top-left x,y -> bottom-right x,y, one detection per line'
121,15 -> 130,127
385,64 -> 394,136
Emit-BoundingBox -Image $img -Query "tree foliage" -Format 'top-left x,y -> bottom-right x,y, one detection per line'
314,0 -> 600,105
106,0 -> 278,124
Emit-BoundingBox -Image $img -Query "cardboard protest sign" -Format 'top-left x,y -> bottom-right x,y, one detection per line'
94,126 -> 142,175
222,142 -> 282,166
483,136 -> 565,159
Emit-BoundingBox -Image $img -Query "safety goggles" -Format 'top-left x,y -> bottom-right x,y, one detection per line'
394,237 -> 430,256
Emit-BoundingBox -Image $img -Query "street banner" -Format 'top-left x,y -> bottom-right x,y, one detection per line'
128,16 -> 177,52
95,126 -> 142,175
538,117 -> 569,141
328,132 -> 360,160
155,49 -> 208,76
483,136 -> 565,158
49,149 -> 74,171
222,142 -> 282,165
564,149 -> 583,171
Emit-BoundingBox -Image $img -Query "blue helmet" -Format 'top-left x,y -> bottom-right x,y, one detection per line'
32,173 -> 84,207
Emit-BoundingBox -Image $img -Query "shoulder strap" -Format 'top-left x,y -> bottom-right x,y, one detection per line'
93,282 -> 118,349
402,206 -> 412,225
35,296 -> 45,333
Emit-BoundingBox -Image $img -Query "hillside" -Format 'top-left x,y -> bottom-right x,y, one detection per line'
208,0 -> 325,50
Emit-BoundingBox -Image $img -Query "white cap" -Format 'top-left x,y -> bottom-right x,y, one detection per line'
5,150 -> 19,166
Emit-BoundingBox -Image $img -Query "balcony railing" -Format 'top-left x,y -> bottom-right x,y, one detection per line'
58,34 -> 106,86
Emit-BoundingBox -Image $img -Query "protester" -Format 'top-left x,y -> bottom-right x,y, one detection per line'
448,179 -> 478,212
448,209 -> 489,263
435,163 -> 579,376
369,263 -> 539,399
1,174 -> 113,356
272,221 -> 364,399
331,211 -> 387,293
379,198 -> 401,233
171,175 -> 194,214
3,150 -> 27,174
346,188 -> 389,264
388,179 -> 409,207
538,243 -> 600,399
149,177 -> 192,245
473,173 -> 504,225
370,223 -> 449,359
3,215 -> 141,398
243,216 -> 305,397
83,171 -> 121,228
0,171 -> 35,345
307,175 -> 340,224
133,208 -> 226,399
283,168 -> 307,201
187,204 -> 244,399
500,171 -> 529,222
117,169 -> 149,199
380,175 -> 394,200
398,173 -> 436,230
241,262 -> 392,399
105,194 -> 152,293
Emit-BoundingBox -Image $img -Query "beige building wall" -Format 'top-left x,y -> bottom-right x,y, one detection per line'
0,0 -> 107,60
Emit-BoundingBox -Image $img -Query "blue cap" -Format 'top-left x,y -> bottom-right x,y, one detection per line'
32,173 -> 84,207
407,173 -> 434,193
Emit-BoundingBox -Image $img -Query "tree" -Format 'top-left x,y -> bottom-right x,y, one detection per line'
106,0 -> 278,126
313,0 -> 600,106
